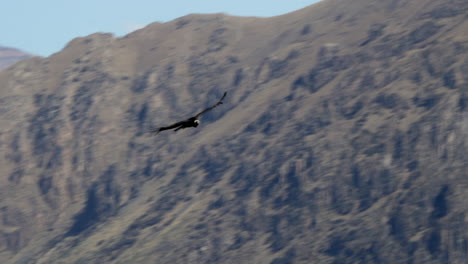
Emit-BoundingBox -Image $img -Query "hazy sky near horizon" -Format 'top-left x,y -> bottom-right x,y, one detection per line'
2,0 -> 318,57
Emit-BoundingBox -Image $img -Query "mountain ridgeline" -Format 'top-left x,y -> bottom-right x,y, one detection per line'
0,0 -> 466,263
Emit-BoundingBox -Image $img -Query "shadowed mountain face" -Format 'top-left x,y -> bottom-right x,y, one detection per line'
0,46 -> 32,70
0,0 -> 467,263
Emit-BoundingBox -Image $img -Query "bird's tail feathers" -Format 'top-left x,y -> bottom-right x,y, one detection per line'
149,127 -> 161,135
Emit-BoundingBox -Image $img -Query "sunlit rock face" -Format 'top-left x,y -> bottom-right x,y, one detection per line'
0,0 -> 466,263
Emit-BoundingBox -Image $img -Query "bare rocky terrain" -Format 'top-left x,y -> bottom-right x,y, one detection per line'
0,46 -> 32,71
0,0 -> 466,263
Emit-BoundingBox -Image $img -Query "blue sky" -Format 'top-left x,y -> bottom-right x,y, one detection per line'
2,0 -> 318,57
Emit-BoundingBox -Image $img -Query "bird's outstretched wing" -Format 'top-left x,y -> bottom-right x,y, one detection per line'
150,120 -> 185,134
194,92 -> 227,118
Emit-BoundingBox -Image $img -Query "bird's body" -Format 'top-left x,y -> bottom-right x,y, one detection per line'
151,92 -> 227,134
156,117 -> 200,133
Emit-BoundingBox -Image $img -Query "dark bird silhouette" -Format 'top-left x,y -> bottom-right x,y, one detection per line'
151,92 -> 227,134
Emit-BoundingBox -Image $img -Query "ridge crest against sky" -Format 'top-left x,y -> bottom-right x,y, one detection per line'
2,0 -> 317,57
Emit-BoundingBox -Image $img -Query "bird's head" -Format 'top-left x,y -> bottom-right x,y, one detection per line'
194,120 -> 200,127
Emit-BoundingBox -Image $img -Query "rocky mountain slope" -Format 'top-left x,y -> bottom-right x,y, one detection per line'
0,46 -> 32,70
0,0 -> 466,263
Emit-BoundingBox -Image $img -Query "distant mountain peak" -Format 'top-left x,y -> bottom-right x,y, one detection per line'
0,46 -> 33,70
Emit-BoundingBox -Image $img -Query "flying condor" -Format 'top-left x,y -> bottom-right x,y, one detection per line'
151,92 -> 227,134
